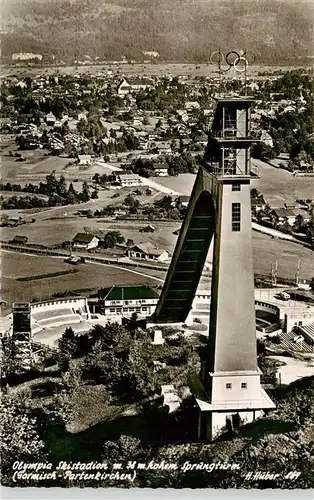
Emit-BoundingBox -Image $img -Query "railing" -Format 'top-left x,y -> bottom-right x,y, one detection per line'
210,398 -> 268,410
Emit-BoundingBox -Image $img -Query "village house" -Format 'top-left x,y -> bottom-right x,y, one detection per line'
251,195 -> 266,213
152,163 -> 168,177
194,133 -> 208,146
72,233 -> 99,250
45,112 -> 57,126
271,208 -> 296,225
127,242 -> 170,262
117,172 -> 141,187
77,154 -> 93,166
175,195 -> 190,210
260,130 -> 274,148
12,235 -> 28,245
185,101 -> 200,112
154,141 -> 172,154
117,78 -> 132,96
139,225 -> 155,233
128,77 -> 153,93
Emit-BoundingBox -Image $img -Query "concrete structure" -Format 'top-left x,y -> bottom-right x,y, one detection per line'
283,309 -> 314,334
30,296 -> 91,334
298,322 -> 314,345
72,233 -> 99,250
152,329 -> 164,345
153,96 -> 275,439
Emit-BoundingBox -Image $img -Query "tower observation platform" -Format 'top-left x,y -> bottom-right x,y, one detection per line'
152,95 -> 275,440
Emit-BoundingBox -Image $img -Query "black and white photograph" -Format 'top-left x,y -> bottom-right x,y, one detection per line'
0,0 -> 313,494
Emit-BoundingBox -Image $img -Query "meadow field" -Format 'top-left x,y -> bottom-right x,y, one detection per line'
0,63 -> 307,80
1,252 -> 165,308
153,162 -> 314,204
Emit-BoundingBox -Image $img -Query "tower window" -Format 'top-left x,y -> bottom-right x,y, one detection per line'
232,183 -> 241,191
232,202 -> 241,231
226,383 -> 232,389
241,382 -> 247,389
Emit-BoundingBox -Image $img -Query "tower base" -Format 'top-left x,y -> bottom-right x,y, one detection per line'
190,373 -> 275,441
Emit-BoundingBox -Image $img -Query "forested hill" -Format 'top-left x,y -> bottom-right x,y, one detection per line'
1,0 -> 313,63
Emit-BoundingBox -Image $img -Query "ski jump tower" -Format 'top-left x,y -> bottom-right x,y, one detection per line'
153,95 -> 275,439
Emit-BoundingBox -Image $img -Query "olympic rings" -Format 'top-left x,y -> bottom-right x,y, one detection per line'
209,50 -> 255,72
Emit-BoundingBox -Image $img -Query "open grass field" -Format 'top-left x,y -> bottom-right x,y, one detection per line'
1,251 -> 165,308
1,215 -> 179,248
252,232 -> 314,281
154,163 -> 314,205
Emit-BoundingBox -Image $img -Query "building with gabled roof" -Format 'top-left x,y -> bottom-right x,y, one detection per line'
72,232 -> 99,250
127,242 -> 170,262
117,78 -> 132,96
117,172 -> 141,187
152,163 -> 168,176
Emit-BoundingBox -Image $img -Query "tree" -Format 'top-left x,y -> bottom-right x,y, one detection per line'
293,214 -> 305,233
1,394 -> 46,485
66,182 -> 78,204
61,121 -> 70,137
251,142 -> 276,161
58,327 -> 77,368
45,170 -> 59,195
101,231 -> 125,249
81,181 -> 90,202
1,337 -> 20,377
92,173 -> 100,184
57,174 -> 67,196
123,194 -> 140,213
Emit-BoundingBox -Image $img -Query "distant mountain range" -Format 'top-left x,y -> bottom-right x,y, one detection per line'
1,0 -> 313,63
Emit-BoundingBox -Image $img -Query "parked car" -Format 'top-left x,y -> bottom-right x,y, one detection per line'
276,292 -> 290,301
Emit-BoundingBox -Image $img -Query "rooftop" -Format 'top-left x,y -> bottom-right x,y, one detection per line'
73,232 -> 98,243
98,285 -> 160,301
131,242 -> 168,256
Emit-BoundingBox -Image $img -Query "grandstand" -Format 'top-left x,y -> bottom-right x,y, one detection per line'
298,322 -> 314,346
278,328 -> 314,353
30,297 -> 91,334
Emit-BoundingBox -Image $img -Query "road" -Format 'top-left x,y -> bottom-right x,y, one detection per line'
269,355 -> 314,386
140,176 -> 180,196
252,222 -> 309,246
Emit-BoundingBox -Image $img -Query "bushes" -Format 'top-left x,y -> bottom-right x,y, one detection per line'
16,269 -> 78,281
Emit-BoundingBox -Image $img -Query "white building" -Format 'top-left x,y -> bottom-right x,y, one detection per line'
152,163 -> 168,176
12,53 -> 42,61
95,286 -> 160,318
46,112 -> 57,125
118,173 -> 141,187
77,154 -> 93,166
117,78 -> 132,96
72,233 -> 99,250
127,242 -> 170,262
